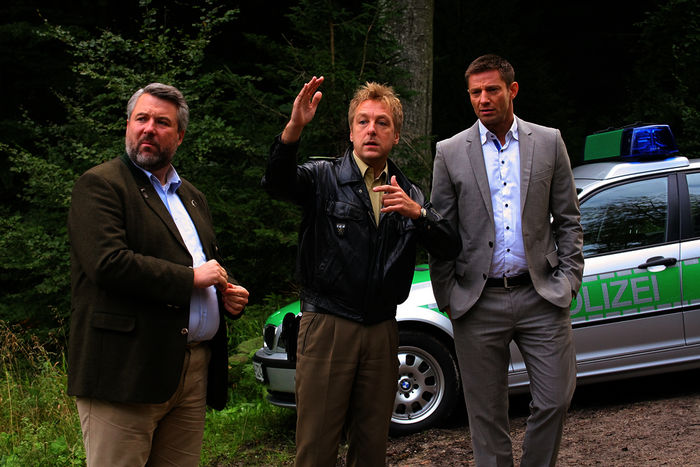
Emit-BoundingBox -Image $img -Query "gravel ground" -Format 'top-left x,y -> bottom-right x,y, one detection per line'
383,369 -> 700,466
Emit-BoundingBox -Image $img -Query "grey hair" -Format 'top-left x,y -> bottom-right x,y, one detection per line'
126,83 -> 190,132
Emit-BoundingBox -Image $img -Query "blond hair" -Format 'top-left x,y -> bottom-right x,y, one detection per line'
348,82 -> 403,134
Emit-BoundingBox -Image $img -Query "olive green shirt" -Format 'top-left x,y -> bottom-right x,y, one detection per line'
353,152 -> 388,225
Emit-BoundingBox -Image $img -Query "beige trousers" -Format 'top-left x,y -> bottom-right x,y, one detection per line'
76,343 -> 211,467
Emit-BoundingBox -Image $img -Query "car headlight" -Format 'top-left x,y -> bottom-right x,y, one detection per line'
264,323 -> 282,351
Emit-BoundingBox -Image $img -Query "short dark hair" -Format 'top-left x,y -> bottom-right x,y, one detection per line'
126,83 -> 190,132
465,54 -> 515,87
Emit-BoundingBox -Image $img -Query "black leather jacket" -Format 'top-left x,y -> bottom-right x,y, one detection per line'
263,136 -> 461,324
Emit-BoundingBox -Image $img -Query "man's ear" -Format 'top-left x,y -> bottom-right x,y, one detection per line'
509,81 -> 519,100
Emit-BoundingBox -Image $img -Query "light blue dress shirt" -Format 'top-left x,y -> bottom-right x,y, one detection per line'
478,118 -> 528,278
134,162 -> 220,342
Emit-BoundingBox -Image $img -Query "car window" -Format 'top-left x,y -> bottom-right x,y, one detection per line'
580,177 -> 668,257
686,172 -> 700,238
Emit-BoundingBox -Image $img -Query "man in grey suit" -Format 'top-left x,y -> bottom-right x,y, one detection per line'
68,83 -> 249,466
429,55 -> 584,466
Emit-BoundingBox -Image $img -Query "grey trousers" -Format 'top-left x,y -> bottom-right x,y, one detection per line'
452,284 -> 576,467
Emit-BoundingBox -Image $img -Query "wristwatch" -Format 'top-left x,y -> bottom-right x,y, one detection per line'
420,207 -> 427,218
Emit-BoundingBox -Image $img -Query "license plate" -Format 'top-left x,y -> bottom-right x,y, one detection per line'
253,361 -> 264,382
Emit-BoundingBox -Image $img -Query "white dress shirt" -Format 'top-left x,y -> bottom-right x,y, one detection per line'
135,162 -> 220,342
478,117 -> 528,278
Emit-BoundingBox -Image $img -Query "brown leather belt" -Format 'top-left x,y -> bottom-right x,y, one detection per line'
485,273 -> 531,288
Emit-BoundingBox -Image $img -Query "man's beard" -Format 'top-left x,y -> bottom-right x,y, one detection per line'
126,137 -> 176,173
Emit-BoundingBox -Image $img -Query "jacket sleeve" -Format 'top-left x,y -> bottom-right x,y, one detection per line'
261,134 -> 315,204
410,183 -> 462,261
549,129 -> 584,296
427,143 -> 461,311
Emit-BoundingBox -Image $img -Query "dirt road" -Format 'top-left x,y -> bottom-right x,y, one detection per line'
384,369 -> 700,466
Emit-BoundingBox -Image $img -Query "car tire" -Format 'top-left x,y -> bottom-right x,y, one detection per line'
390,329 -> 462,436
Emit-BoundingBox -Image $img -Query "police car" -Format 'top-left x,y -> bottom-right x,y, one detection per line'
252,124 -> 700,435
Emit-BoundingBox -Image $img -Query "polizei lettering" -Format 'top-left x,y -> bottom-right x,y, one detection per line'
571,273 -> 662,319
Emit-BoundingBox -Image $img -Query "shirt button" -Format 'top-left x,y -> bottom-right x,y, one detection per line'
181,328 -> 189,336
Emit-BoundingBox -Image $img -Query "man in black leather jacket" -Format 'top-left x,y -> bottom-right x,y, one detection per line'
262,76 -> 460,467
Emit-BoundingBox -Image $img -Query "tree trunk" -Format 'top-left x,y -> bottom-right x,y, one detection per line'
383,0 -> 435,191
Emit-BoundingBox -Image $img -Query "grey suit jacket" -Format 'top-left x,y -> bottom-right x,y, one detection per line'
429,118 -> 584,320
67,154 -> 232,409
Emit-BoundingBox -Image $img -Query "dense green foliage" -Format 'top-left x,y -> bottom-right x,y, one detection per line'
0,0 -> 404,337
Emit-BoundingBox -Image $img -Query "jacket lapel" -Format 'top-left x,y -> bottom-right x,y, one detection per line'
178,183 -> 213,257
465,123 -> 494,220
120,154 -> 188,251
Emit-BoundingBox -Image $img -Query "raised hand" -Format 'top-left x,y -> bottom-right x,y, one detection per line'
281,76 -> 324,144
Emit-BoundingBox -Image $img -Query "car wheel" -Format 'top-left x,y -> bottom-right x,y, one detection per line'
390,329 -> 461,436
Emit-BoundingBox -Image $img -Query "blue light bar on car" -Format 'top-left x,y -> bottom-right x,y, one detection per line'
584,124 -> 679,161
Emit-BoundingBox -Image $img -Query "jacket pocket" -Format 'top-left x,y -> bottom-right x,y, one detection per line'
91,312 -> 135,333
455,260 -> 469,278
545,249 -> 560,269
325,199 -> 365,238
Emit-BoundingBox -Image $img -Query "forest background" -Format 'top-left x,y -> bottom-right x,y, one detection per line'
0,0 -> 698,464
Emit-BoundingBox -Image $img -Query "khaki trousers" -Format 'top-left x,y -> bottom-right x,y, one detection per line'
76,343 -> 211,467
294,312 -> 399,467
452,284 -> 576,467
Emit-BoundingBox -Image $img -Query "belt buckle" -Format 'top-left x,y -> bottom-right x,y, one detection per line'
503,275 -> 512,289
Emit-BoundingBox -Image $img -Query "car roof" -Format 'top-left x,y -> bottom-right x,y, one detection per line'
573,156 -> 700,195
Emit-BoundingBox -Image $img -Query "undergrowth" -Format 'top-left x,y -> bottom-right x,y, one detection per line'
0,298 -> 298,465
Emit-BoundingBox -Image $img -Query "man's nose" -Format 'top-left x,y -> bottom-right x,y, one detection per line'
143,119 -> 156,133
367,120 -> 376,134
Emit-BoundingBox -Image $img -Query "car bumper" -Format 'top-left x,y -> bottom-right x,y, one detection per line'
252,347 -> 297,408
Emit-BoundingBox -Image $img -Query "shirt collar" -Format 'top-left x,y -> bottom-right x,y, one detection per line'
478,116 -> 519,146
352,151 -> 388,182
131,159 -> 181,193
